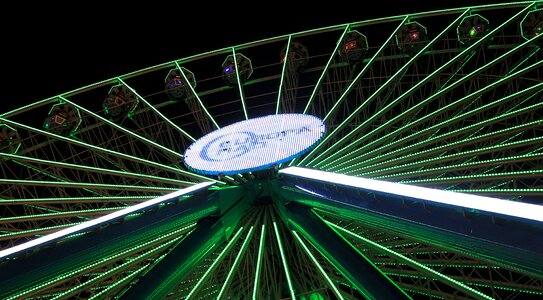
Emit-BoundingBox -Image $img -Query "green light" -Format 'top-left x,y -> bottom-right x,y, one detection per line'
273,221 -> 296,300
0,117 -> 221,184
0,183 -> 212,260
348,134 -> 543,177
174,62 -> 220,129
303,11 -> 473,168
52,255 -> 146,299
0,195 -> 154,205
276,35 -> 292,114
300,292 -> 326,300
59,96 -> 183,158
297,16 -> 410,166
402,288 -> 446,299
0,98 -> 56,119
400,169 -> 543,184
217,226 -> 254,299
373,152 -> 543,180
292,230 -> 345,300
322,63 -> 543,172
0,178 -> 179,192
312,20 -> 540,170
1,152 -> 193,187
327,221 -> 493,300
231,48 -> 249,120
252,225 -> 266,300
289,24 -> 351,167
88,265 -> 148,300
185,227 -> 244,299
117,78 -> 197,141
469,27 -> 477,37
0,207 -> 120,223
302,25 -> 350,115
0,222 -> 82,238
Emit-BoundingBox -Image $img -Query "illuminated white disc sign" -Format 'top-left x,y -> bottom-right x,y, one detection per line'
184,114 -> 325,175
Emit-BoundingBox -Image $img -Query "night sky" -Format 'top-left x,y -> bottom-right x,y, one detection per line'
2,1 -> 510,112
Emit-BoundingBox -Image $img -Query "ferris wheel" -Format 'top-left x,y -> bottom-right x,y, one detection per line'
1,2 -> 543,299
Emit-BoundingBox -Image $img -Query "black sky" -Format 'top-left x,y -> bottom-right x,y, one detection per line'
2,0 -> 510,111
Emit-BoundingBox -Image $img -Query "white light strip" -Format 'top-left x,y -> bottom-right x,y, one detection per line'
0,181 -> 214,259
280,167 -> 543,222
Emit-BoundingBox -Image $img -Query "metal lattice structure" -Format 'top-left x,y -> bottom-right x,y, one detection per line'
1,2 -> 543,299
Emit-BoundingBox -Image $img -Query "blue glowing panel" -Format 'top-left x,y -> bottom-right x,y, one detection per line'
184,114 -> 325,175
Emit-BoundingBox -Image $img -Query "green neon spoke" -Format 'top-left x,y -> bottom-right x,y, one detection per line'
326,81 -> 543,172
276,35 -> 292,115
385,268 -> 533,293
288,25 -> 350,167
0,195 -> 153,205
24,204 -> 61,215
332,91 -> 543,173
174,62 -> 220,129
50,241 -> 170,300
504,45 -> 540,76
321,16 -> 410,123
437,51 -> 477,91
88,264 -> 148,300
232,48 -> 249,120
316,48 -> 524,167
0,117 -> 221,184
117,78 -> 197,141
0,222 -> 83,239
351,136 -> 543,178
1,152 -> 193,186
318,57 -> 543,170
186,227 -> 245,299
399,169 -> 543,185
296,16 -> 409,166
217,226 -> 255,299
0,98 -> 56,119
298,16 -> 429,165
0,179 -> 179,192
59,96 -> 183,158
312,206 -> 542,279
292,230 -> 345,300
450,281 -> 543,295
449,188 -> 543,194
10,158 -> 105,198
344,121 -> 540,174
400,288 -> 446,300
318,37 -> 539,170
303,6 -> 532,167
338,114 -> 543,175
373,153 -> 543,180
0,207 -> 120,224
327,221 -> 494,300
252,224 -> 266,300
273,221 -> 296,300
294,212 -> 402,299
341,116 -> 543,176
302,25 -> 350,115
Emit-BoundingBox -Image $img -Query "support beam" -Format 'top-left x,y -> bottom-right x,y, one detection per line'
327,222 -> 492,300
284,201 -> 411,299
0,184 -> 217,299
279,167 -> 543,276
119,184 -> 254,299
118,216 -> 226,299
